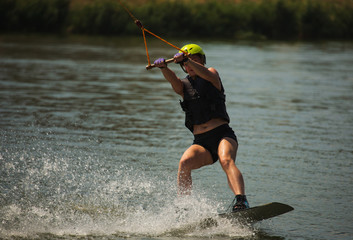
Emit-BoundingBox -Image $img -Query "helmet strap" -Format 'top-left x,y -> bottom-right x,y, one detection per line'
180,63 -> 187,73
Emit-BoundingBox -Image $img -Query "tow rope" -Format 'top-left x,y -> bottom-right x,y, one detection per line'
117,0 -> 187,70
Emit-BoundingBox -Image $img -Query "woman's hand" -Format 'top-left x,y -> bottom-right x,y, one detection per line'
174,52 -> 187,63
153,58 -> 167,69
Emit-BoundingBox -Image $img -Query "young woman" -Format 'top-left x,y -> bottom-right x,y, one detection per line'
153,44 -> 249,211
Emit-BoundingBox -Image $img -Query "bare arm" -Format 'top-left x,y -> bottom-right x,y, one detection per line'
160,67 -> 184,97
184,58 -> 221,90
153,58 -> 184,96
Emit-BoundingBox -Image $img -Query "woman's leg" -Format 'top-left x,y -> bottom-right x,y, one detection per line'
217,137 -> 245,195
178,144 -> 213,195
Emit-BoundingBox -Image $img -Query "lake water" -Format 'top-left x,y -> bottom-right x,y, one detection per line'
0,35 -> 352,240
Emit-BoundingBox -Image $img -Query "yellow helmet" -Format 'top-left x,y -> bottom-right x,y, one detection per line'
179,44 -> 206,64
180,44 -> 205,56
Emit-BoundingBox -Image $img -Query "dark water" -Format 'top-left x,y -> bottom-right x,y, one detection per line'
1,35 -> 352,240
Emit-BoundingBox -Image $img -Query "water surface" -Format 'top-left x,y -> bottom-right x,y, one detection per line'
1,35 -> 353,239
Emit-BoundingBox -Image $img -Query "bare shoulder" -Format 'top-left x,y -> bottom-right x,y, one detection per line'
208,67 -> 219,75
207,67 -> 221,90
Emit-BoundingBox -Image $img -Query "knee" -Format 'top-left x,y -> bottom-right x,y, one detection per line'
219,157 -> 234,170
179,157 -> 193,171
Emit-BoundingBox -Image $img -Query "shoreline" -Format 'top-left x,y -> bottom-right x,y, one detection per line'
1,0 -> 352,41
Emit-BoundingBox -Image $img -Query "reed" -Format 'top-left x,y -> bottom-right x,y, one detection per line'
1,0 -> 352,40
0,0 -> 70,33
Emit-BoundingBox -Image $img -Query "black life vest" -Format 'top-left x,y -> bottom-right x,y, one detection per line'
179,75 -> 230,132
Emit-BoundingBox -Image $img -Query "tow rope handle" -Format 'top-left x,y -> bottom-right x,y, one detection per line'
118,0 -> 187,70
136,19 -> 185,70
146,58 -> 174,70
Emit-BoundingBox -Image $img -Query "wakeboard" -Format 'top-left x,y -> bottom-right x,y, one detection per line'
218,202 -> 294,223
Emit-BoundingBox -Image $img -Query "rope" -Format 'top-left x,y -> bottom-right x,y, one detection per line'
117,0 -> 187,67
143,28 -> 185,53
142,28 -> 150,66
117,0 -> 138,22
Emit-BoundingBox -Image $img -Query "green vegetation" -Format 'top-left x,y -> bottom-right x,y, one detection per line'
1,0 -> 352,40
0,0 -> 70,33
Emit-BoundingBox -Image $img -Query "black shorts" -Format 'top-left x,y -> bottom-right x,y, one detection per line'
193,124 -> 238,163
